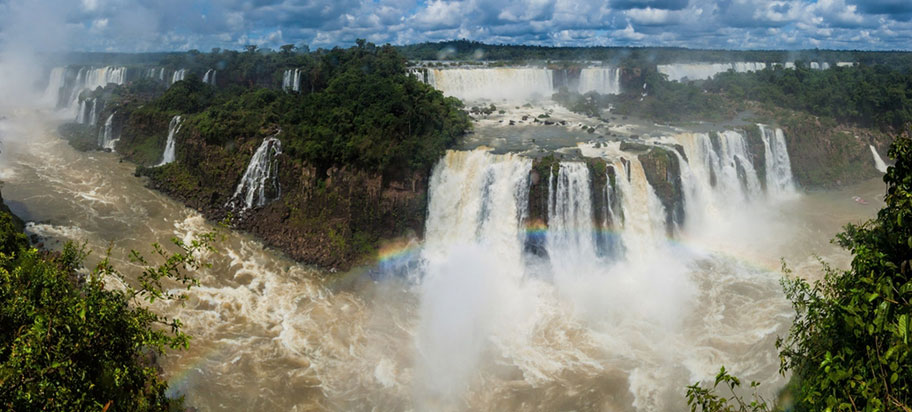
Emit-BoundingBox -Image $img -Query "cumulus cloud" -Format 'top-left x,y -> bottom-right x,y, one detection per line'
0,0 -> 909,51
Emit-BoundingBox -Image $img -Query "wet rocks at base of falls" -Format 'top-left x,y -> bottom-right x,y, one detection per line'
637,147 -> 685,235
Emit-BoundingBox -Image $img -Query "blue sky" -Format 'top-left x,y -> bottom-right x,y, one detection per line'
1,0 -> 911,52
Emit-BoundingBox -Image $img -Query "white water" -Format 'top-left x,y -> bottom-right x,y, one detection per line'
870,145 -> 889,173
172,69 -> 187,84
43,67 -> 66,107
610,158 -> 668,263
578,67 -> 622,95
76,99 -> 88,124
88,98 -> 97,126
426,68 -> 554,101
657,62 -> 767,81
98,112 -> 116,150
547,162 -> 598,271
759,125 -> 797,197
156,115 -> 182,166
203,69 -> 217,86
226,136 -> 283,211
0,90 -> 885,411
43,66 -> 125,113
418,150 -> 532,405
282,69 -> 302,92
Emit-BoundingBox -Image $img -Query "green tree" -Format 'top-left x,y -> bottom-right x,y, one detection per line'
0,211 -> 217,411
776,134 -> 912,411
688,134 -> 912,411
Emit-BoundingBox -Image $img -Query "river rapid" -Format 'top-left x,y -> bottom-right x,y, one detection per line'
0,109 -> 885,411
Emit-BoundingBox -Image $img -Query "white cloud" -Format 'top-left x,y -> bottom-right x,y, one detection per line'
0,0 -> 907,52
613,22 -> 647,40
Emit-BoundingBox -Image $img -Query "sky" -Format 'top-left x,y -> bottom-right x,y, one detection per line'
1,0 -> 911,52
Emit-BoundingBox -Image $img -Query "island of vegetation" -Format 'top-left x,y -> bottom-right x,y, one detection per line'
63,41 -> 470,270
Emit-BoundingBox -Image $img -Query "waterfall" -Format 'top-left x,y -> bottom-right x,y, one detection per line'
610,159 -> 668,263
226,136 -> 283,211
156,116 -> 183,166
98,113 -> 116,150
547,162 -> 598,271
172,69 -> 187,84
758,125 -> 796,197
75,98 -> 100,125
43,66 -> 127,111
426,68 -> 554,101
283,69 -> 302,92
657,62 -> 767,82
674,131 -> 762,203
76,99 -> 87,124
203,69 -> 217,86
578,67 -> 622,95
596,165 -> 623,257
44,67 -> 67,107
88,98 -> 98,126
424,150 -> 531,270
870,145 -> 889,173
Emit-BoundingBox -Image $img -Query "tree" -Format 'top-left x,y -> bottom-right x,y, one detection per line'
0,208 -> 218,411
688,134 -> 912,411
776,134 -> 912,411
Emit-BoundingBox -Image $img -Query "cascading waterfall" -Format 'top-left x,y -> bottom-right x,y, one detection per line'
282,69 -> 302,92
547,162 -> 598,271
426,68 -> 554,101
44,66 -> 126,111
423,150 -> 531,268
76,99 -> 87,124
578,67 -> 622,94
75,97 -> 101,125
657,62 -> 767,82
156,116 -> 183,166
758,125 -> 796,197
44,67 -> 66,107
675,131 -> 762,203
417,150 -> 531,402
610,158 -> 668,263
172,69 -> 187,84
203,69 -> 217,86
870,145 -> 889,173
88,98 -> 98,126
98,113 -> 117,150
226,136 -> 283,211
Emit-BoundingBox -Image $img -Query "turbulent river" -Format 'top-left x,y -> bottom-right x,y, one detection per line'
0,108 -> 885,411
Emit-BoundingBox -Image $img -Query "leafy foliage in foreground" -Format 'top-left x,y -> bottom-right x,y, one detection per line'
0,212 -> 215,411
688,134 -> 912,411
776,134 -> 912,411
687,367 -> 771,412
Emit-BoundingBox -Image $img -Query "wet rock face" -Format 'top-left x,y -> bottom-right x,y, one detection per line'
741,124 -> 767,190
524,155 -> 621,258
135,125 -> 427,271
638,147 -> 684,235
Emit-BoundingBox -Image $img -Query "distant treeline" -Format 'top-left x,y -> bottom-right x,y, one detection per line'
553,63 -> 911,132
51,40 -> 912,71
104,40 -> 469,176
397,40 -> 912,69
706,65 -> 912,131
